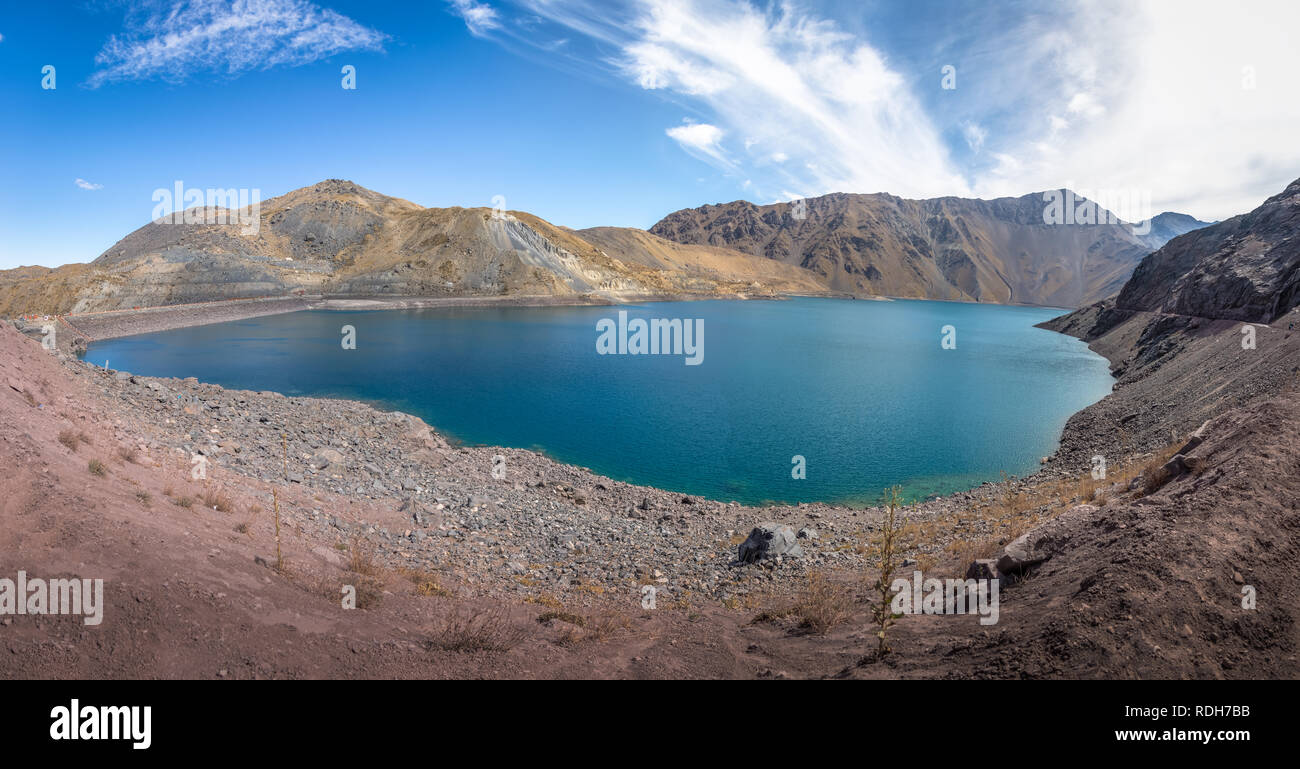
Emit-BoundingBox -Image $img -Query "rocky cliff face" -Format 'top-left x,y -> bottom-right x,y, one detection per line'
1115,179 -> 1300,322
1037,176 -> 1300,467
650,191 -> 1207,307
0,180 -> 826,317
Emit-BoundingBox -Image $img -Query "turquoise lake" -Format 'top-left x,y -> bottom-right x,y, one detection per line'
84,297 -> 1112,506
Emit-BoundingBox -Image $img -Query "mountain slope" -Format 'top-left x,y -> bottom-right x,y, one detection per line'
1114,179 -> 1300,322
0,180 -> 827,317
1140,211 -> 1215,250
1036,175 -> 1300,466
649,191 -> 1205,307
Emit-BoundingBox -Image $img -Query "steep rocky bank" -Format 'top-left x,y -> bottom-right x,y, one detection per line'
1040,176 -> 1300,471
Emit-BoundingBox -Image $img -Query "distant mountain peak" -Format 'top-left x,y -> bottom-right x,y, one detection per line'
648,189 -> 1203,307
1117,176 -> 1300,322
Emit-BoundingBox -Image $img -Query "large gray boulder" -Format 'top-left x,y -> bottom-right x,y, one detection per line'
309,448 -> 345,470
995,504 -> 1097,575
735,523 -> 803,565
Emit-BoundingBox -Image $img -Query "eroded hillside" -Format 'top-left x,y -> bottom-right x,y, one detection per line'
0,180 -> 828,317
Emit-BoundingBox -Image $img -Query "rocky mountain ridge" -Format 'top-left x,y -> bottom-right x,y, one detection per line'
0,180 -> 826,317
1,180 -> 1213,318
650,190 -> 1211,307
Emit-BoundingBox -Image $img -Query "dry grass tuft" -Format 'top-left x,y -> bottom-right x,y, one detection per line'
201,486 -> 235,513
347,542 -> 380,577
58,430 -> 80,452
396,567 -> 451,597
431,605 -> 526,653
536,610 -> 586,627
794,571 -> 854,635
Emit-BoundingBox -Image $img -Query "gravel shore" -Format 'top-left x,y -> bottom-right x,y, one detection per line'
80,358 -> 1053,606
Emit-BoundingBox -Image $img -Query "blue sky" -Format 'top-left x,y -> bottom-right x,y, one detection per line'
2,0 -> 1299,269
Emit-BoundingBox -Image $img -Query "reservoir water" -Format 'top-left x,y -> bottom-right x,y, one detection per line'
85,297 -> 1112,505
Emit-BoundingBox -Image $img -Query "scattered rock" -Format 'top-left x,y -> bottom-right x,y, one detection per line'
735,523 -> 803,565
995,504 -> 1096,576
310,448 -> 345,469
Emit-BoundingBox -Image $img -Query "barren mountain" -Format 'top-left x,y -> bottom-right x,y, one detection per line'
0,180 -> 826,317
650,191 -> 1209,307
1038,175 -> 1300,465
1113,179 -> 1300,322
1140,211 -> 1216,250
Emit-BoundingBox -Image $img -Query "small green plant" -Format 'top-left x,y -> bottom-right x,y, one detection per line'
87,459 -> 107,477
869,485 -> 904,660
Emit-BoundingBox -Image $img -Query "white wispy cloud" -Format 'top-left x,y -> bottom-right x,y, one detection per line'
969,0 -> 1300,219
87,0 -> 387,88
484,0 -> 1300,219
512,0 -> 968,202
621,0 -> 969,200
665,120 -> 730,167
449,0 -> 503,37
75,178 -> 104,190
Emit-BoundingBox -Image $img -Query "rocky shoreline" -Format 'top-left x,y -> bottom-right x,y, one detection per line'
84,357 -> 1048,605
37,291 -> 840,350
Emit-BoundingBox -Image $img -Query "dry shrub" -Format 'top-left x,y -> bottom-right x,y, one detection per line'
523,593 -> 564,610
201,486 -> 235,513
347,542 -> 380,577
1139,439 -> 1185,496
748,572 -> 853,636
869,486 -> 904,658
431,605 -> 526,653
348,576 -> 384,609
796,571 -> 854,635
396,567 -> 451,597
87,459 -> 107,477
536,610 -> 586,627
58,430 -> 80,452
585,610 -> 632,641
117,446 -> 139,464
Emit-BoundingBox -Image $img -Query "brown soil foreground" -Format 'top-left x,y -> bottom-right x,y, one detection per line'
1,318 -> 1296,679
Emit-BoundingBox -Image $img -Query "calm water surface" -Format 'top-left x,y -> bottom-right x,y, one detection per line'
85,298 -> 1112,505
